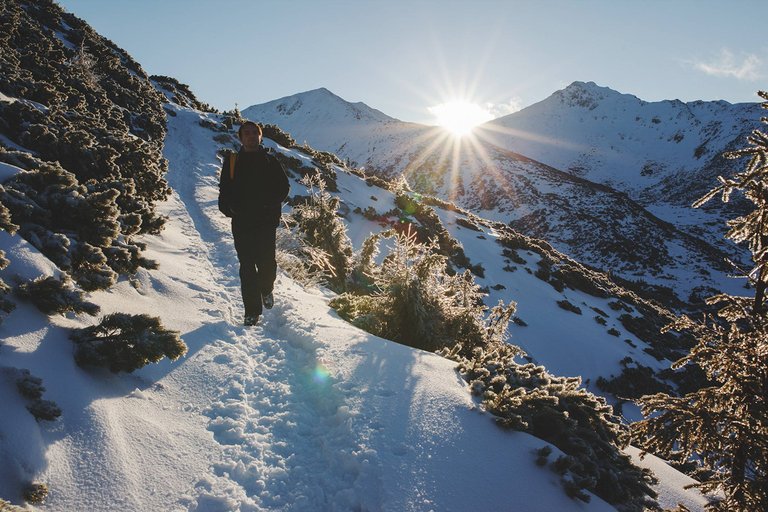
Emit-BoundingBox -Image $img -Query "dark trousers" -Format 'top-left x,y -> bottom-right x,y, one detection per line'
232,218 -> 278,316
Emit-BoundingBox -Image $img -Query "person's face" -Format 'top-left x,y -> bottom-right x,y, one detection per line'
239,125 -> 262,151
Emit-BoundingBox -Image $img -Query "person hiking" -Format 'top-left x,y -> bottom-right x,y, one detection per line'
218,121 -> 290,325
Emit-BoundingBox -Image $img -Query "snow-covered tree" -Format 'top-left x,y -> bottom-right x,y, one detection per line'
633,91 -> 768,511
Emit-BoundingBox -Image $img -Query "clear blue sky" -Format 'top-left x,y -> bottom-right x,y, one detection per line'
57,0 -> 768,124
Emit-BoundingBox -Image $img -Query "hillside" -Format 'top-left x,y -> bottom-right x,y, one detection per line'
1,86 -> 711,510
0,1 -> 721,510
243,86 -> 754,307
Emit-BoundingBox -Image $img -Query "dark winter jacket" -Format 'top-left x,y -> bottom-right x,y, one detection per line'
218,146 -> 290,226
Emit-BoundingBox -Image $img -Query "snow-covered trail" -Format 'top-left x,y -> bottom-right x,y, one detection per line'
164,106 -> 385,510
162,104 -> 617,511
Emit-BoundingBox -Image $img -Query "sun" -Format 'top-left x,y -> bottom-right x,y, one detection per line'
428,100 -> 493,137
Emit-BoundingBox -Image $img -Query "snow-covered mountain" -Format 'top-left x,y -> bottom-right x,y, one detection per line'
482,81 -> 761,209
0,2 -> 728,510
243,88 -> 435,175
244,85 -> 758,306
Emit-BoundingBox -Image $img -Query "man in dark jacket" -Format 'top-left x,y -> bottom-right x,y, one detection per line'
219,121 -> 290,325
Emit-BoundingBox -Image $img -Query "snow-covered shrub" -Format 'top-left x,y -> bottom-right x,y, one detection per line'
0,250 -> 16,323
556,299 -> 582,314
292,145 -> 341,189
0,498 -> 25,511
69,243 -> 118,291
332,228 -> 514,353
260,123 -> 295,148
0,191 -> 18,234
26,400 -> 62,422
290,175 -> 353,292
71,313 -> 186,373
0,187 -> 18,320
275,223 -> 333,287
14,275 -> 99,316
14,369 -> 62,422
0,0 -> 170,290
15,370 -> 45,400
596,358 -> 672,414
22,483 -> 47,505
150,75 -> 217,113
444,340 -> 658,510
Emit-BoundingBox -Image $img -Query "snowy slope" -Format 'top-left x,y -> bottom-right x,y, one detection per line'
481,81 -> 761,208
243,87 -> 747,305
0,98 -> 713,511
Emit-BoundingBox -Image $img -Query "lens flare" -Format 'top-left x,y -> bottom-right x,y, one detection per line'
312,363 -> 331,384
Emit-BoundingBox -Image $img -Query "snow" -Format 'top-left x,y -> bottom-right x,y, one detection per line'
0,162 -> 25,182
0,101 -> 712,511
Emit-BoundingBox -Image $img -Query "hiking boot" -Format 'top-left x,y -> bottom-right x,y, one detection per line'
244,314 -> 259,326
262,292 -> 274,310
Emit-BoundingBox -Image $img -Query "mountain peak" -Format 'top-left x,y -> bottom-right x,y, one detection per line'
553,81 -> 639,110
243,87 -> 397,125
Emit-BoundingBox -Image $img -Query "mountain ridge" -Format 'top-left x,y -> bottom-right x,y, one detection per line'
242,83 -> 753,306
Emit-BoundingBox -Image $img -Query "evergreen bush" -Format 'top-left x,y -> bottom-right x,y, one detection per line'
332,228 -> 514,353
14,369 -> 62,421
70,313 -> 186,373
275,223 -> 334,287
0,249 -> 16,323
0,498 -> 25,511
26,399 -> 62,422
22,483 -> 47,505
0,0 -> 170,291
15,275 -> 99,316
290,175 -> 353,291
444,341 -> 658,510
261,123 -> 295,148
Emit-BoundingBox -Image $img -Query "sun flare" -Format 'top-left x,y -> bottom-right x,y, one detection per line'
428,100 -> 493,137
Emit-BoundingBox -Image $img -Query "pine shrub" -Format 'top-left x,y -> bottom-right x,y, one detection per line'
444,340 -> 658,510
15,369 -> 45,400
14,369 -> 62,421
26,399 -> 62,422
0,498 -> 25,511
15,275 -> 99,316
22,483 -> 47,505
557,299 -> 582,314
290,175 -> 353,291
71,313 -> 186,373
596,358 -> 672,400
275,223 -> 333,287
332,228 -> 514,353
0,249 -> 16,323
260,123 -> 295,148
633,91 -> 768,511
0,0 -> 170,292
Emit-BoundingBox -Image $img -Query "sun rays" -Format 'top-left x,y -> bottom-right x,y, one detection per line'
398,118 -> 512,206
